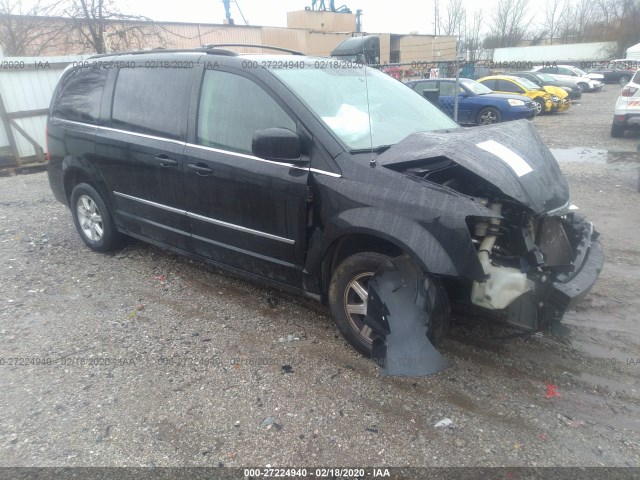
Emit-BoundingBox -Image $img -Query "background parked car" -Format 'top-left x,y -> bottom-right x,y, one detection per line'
611,69 -> 640,137
477,75 -> 559,115
405,78 -> 535,125
532,65 -> 603,92
503,74 -> 572,112
510,71 -> 582,99
587,61 -> 637,85
607,59 -> 640,71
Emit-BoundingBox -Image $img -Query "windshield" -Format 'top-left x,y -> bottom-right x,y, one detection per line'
460,78 -> 492,94
534,72 -> 556,82
572,67 -> 588,76
514,77 -> 541,90
271,64 -> 458,151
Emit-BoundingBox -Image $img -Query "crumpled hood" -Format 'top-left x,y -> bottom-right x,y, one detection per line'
377,120 -> 570,214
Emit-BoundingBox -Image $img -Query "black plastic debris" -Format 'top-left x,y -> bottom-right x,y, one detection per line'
281,365 -> 294,374
365,255 -> 451,377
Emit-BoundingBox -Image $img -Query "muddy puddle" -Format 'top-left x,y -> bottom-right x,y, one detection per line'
551,147 -> 640,164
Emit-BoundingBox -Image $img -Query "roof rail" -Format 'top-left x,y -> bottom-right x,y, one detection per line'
201,43 -> 305,55
87,47 -> 238,59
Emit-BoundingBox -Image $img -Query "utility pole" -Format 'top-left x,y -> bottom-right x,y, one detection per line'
453,35 -> 461,122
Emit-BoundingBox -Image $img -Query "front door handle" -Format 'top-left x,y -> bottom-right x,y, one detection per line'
187,163 -> 213,176
155,155 -> 178,167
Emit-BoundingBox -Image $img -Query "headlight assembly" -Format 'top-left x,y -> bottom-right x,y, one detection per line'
508,99 -> 525,106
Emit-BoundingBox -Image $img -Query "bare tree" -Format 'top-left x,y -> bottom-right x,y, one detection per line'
462,9 -> 483,61
63,0 -> 164,54
489,0 -> 531,48
440,0 -> 465,36
556,0 -> 576,43
543,0 -> 565,44
574,0 -> 595,40
433,0 -> 440,35
610,0 -> 640,56
0,0 -> 67,55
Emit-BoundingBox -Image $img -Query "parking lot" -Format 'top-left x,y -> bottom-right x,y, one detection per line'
1,85 -> 639,468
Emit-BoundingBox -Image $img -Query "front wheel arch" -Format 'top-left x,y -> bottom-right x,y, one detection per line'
328,251 -> 451,356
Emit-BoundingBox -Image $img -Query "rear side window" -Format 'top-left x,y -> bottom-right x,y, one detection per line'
52,67 -> 108,123
111,67 -> 192,140
197,70 -> 295,155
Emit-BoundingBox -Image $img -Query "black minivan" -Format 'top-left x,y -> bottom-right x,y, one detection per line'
47,47 -> 603,358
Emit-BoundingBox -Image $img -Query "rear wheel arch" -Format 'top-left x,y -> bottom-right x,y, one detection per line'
63,166 -> 111,210
611,123 -> 625,138
64,168 -> 95,204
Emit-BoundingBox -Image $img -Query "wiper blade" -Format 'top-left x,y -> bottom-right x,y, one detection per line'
350,145 -> 392,154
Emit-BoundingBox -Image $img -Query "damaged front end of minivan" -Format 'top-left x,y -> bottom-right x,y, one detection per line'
365,120 -> 603,375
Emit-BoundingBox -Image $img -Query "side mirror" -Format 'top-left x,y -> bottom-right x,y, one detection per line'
252,128 -> 304,163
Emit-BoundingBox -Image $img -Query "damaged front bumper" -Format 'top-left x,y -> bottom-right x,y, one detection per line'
472,209 -> 604,331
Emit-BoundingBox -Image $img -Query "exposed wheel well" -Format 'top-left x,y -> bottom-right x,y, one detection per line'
321,233 -> 404,299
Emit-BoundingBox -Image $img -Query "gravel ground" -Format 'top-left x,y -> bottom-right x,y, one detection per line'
1,86 -> 639,468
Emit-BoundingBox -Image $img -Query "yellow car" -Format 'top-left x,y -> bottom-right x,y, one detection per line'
508,76 -> 572,113
477,75 -> 566,115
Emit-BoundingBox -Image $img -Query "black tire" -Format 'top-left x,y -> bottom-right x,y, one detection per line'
477,107 -> 502,125
620,75 -> 630,86
578,82 -> 590,92
328,252 -> 450,357
611,124 -> 625,138
532,98 -> 544,116
70,183 -> 124,252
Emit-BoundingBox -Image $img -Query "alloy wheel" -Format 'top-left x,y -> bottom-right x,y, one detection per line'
479,110 -> 498,124
76,195 -> 104,241
533,100 -> 543,115
343,272 -> 375,343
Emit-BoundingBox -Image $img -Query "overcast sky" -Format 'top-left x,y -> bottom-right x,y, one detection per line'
122,0 -> 498,35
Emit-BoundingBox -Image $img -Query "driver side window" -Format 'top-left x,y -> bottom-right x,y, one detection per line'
197,70 -> 296,155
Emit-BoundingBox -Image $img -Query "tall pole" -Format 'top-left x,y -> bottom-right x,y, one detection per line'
454,57 -> 459,122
